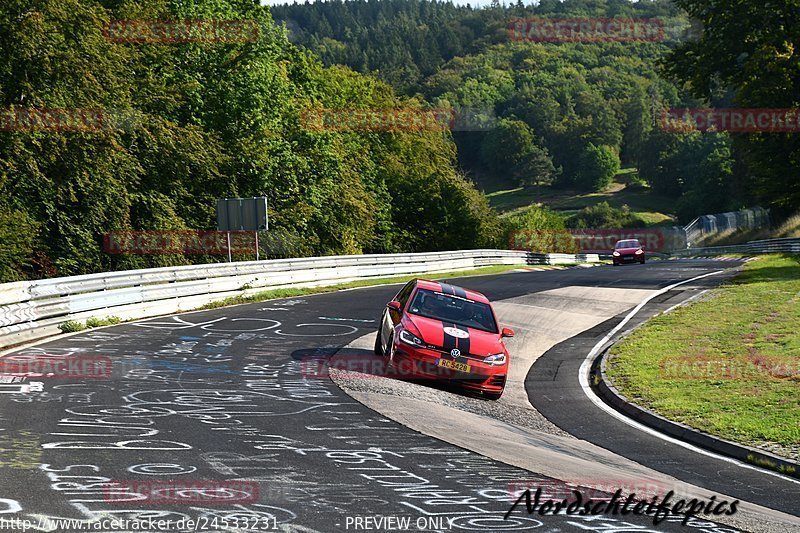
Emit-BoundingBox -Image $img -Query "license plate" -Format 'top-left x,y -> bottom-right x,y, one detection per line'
437,359 -> 471,373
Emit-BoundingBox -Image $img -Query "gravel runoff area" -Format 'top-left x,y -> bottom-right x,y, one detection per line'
328,333 -> 574,439
328,284 -> 662,440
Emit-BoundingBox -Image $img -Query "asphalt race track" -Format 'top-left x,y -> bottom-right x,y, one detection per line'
0,258 -> 797,532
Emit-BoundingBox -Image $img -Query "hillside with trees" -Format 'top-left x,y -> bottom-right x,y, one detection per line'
1,0 -> 797,282
0,0 -> 500,282
273,0 -> 796,225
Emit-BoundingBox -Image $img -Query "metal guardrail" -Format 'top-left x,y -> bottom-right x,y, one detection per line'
669,237 -> 800,257
0,249 -> 600,350
682,207 -> 770,247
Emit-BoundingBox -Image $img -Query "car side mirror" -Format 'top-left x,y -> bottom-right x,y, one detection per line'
387,301 -> 402,312
501,327 -> 515,338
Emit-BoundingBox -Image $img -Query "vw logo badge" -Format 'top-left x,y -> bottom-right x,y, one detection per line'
450,348 -> 461,357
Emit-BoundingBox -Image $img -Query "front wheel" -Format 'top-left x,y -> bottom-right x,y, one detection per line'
374,331 -> 385,356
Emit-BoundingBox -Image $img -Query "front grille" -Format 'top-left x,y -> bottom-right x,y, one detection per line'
489,374 -> 507,387
428,345 -> 485,362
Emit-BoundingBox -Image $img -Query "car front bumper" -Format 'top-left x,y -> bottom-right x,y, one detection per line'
391,345 -> 507,394
613,254 -> 645,264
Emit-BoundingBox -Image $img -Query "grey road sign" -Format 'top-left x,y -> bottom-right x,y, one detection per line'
216,197 -> 268,232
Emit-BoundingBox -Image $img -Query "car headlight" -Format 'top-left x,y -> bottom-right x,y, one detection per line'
612,251 -> 620,257
484,353 -> 506,366
635,249 -> 643,254
400,329 -> 425,347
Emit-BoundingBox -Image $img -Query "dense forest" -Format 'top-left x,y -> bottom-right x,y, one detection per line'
273,0 -> 741,219
0,0 -> 501,282
0,0 -> 797,282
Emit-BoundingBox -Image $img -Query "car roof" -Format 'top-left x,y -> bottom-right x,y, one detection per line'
414,279 -> 491,304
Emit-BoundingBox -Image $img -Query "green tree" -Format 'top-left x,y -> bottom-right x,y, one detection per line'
0,0 -> 503,281
665,0 -> 800,216
505,205 -> 577,253
576,144 -> 620,192
481,118 -> 534,176
514,144 -> 558,188
0,208 -> 39,281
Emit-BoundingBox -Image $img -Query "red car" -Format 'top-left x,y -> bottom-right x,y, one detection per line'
612,238 -> 646,265
374,279 -> 514,400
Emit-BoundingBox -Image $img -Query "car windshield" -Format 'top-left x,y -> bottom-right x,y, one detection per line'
407,288 -> 498,333
615,240 -> 641,249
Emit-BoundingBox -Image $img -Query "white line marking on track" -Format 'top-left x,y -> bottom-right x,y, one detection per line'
578,270 -> 800,485
662,289 -> 709,315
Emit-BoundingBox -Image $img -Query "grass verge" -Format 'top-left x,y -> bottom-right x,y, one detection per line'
58,316 -> 121,333
605,254 -> 800,462
485,170 -> 676,226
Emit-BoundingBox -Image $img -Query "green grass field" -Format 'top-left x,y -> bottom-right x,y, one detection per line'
605,255 -> 800,463
483,169 -> 677,226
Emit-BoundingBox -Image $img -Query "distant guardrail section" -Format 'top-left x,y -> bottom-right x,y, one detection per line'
683,207 -> 770,247
0,250 -> 599,350
669,237 -> 800,257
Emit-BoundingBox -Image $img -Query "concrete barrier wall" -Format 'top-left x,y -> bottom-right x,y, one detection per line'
0,250 -> 600,350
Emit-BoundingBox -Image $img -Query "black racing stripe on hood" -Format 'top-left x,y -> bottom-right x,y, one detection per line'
438,282 -> 456,296
456,326 -> 470,358
441,322 -> 457,354
452,285 -> 468,299
441,322 -> 470,359
439,282 -> 468,301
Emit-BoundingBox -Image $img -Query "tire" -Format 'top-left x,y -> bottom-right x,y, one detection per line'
386,333 -> 397,367
374,330 -> 385,356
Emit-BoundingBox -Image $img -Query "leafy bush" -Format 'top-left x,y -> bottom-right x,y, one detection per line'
505,205 -> 578,253
566,202 -> 645,229
0,208 -> 40,282
626,173 -> 650,191
85,316 -> 121,328
59,321 -> 87,333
